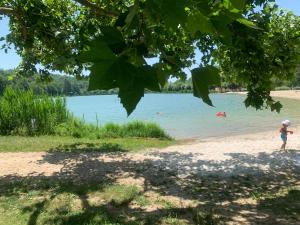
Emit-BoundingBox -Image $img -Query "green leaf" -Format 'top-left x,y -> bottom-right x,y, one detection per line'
157,70 -> 169,87
271,101 -> 283,113
79,37 -> 116,63
125,4 -> 139,27
115,12 -> 129,28
236,18 -> 262,30
211,15 -> 234,44
192,66 -> 220,106
141,66 -> 161,92
100,27 -> 126,54
114,61 -> 145,115
186,11 -> 215,36
88,61 -> 117,90
223,0 -> 245,11
146,0 -> 188,28
119,82 -> 144,116
231,0 -> 246,10
88,55 -> 155,115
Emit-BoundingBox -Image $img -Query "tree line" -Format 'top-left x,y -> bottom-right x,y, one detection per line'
1,68 -> 299,97
0,69 -> 116,96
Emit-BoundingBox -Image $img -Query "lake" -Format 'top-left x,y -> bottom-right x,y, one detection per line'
66,94 -> 300,139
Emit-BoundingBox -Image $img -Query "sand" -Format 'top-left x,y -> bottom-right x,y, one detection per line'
0,128 -> 299,179
1,126 -> 299,225
237,90 -> 300,100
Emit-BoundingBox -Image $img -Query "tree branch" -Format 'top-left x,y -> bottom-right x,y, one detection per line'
75,0 -> 120,17
0,7 -> 16,16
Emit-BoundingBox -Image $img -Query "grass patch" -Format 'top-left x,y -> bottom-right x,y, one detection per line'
0,179 -> 194,225
155,198 -> 178,209
55,120 -> 172,139
134,195 -> 151,207
258,188 -> 300,220
0,135 -> 176,153
161,215 -> 189,225
0,179 -> 141,225
95,185 -> 141,206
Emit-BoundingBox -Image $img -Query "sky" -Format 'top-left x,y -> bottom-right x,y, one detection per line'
0,0 -> 299,70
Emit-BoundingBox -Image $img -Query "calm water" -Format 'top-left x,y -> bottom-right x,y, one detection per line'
66,94 -> 300,139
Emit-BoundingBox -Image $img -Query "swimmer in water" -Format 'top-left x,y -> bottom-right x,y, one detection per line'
216,112 -> 226,117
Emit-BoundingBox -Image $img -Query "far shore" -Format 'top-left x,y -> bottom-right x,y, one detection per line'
233,90 -> 300,100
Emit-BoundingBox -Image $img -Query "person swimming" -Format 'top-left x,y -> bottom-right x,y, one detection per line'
216,112 -> 226,117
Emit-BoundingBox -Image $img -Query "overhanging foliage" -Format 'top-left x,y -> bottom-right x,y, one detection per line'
0,0 -> 299,114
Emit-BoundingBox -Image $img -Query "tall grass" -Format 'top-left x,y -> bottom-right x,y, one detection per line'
0,87 -> 68,135
0,87 -> 171,139
55,119 -> 171,139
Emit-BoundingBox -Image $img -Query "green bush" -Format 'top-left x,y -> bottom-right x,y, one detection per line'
0,87 -> 68,135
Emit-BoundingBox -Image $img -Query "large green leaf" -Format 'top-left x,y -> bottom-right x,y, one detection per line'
88,61 -> 117,90
231,0 -> 246,10
87,58 -> 158,114
192,66 -> 220,106
223,0 -> 245,11
146,0 -> 188,28
100,27 -> 126,54
79,37 -> 116,63
236,18 -> 262,30
141,66 -> 161,92
186,11 -> 215,36
79,38 -> 117,90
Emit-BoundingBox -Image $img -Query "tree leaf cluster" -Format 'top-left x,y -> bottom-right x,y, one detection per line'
1,0 -> 299,114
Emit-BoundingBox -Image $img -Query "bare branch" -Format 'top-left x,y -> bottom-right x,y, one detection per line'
0,7 -> 16,16
75,0 -> 120,17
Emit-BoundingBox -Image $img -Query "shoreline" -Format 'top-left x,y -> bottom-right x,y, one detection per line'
234,90 -> 300,100
181,126 -> 299,148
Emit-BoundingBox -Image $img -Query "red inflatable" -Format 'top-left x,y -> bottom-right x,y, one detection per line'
216,112 -> 226,117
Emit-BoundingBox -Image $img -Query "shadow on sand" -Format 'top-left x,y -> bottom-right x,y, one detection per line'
1,148 -> 300,224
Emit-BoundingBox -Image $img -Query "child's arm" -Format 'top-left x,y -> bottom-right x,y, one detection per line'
288,130 -> 294,134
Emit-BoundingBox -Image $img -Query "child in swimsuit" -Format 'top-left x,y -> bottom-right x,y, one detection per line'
280,120 -> 293,151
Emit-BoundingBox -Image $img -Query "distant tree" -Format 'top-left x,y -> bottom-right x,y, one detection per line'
63,79 -> 72,95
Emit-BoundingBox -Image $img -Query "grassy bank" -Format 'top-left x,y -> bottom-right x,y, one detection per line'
0,88 -> 171,140
0,136 -> 176,153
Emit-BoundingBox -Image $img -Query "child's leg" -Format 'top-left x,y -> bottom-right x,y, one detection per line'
281,141 -> 286,150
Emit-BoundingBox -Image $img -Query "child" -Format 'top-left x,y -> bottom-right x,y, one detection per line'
280,120 -> 293,151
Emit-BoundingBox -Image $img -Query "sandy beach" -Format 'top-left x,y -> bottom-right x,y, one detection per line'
236,90 -> 300,101
1,127 -> 300,178
1,128 -> 300,224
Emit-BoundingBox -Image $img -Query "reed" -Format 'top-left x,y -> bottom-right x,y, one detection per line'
54,119 -> 171,139
0,87 -> 68,135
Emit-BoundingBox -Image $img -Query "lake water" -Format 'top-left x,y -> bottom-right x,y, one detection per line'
66,94 -> 300,139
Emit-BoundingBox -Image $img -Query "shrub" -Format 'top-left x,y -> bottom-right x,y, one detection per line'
0,87 -> 68,135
